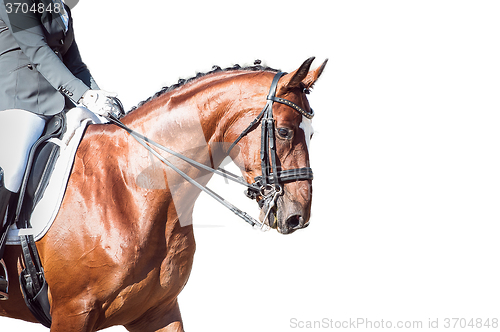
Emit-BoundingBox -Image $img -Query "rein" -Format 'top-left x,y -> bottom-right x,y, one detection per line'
106,115 -> 265,229
106,72 -> 314,230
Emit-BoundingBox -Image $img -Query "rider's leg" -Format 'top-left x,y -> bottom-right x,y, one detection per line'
0,109 -> 47,193
0,109 -> 46,300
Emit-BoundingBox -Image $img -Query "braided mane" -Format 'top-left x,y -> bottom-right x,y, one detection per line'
129,60 -> 280,113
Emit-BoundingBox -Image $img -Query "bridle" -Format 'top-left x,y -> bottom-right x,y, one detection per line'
226,72 -> 314,226
107,72 -> 314,230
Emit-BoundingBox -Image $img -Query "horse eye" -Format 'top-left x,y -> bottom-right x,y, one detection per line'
277,128 -> 293,139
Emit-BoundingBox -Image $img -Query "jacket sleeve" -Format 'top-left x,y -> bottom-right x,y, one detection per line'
63,36 -> 100,90
0,0 -> 90,104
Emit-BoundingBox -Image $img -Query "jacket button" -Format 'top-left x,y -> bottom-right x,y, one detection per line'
60,39 -> 64,45
27,64 -> 33,70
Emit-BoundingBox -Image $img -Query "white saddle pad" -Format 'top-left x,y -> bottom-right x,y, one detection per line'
6,107 -> 105,245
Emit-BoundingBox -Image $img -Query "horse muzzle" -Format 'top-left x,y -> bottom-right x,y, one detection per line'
278,196 -> 310,235
258,192 -> 310,235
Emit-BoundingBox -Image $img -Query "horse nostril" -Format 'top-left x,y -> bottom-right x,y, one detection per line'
286,215 -> 303,230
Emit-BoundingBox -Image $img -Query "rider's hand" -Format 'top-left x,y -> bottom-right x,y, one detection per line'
79,90 -> 121,117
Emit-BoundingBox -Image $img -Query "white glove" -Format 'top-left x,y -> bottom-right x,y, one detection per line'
79,90 -> 121,117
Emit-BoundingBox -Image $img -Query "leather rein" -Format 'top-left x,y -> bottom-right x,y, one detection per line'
107,72 -> 314,230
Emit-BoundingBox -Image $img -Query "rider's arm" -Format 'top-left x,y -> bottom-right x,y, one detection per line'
63,34 -> 100,91
0,0 -> 90,104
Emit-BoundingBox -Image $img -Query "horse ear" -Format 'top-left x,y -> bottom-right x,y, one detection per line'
280,57 -> 316,91
303,58 -> 328,89
279,57 -> 328,92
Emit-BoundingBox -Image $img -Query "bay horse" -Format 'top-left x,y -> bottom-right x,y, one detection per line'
0,57 -> 327,331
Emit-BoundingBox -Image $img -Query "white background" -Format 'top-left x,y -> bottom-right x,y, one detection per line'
2,0 -> 500,331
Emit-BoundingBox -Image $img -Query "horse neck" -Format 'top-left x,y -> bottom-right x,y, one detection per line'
119,71 -> 265,225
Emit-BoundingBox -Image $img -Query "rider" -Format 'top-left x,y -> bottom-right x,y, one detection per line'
0,0 -> 122,299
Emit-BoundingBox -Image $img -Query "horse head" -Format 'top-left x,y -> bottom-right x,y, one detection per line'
229,57 -> 327,234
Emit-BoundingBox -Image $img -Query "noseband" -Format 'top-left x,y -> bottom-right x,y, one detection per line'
107,72 -> 314,230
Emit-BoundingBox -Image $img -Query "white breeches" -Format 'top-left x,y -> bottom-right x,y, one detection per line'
0,110 -> 46,193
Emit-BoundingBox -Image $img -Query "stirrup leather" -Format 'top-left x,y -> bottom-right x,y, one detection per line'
0,258 -> 8,300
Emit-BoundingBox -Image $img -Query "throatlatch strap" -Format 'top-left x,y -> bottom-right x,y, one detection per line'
226,106 -> 267,155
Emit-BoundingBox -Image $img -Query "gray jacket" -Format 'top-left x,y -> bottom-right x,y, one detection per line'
0,0 -> 98,116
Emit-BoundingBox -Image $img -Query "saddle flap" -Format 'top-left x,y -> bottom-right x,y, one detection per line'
16,112 -> 66,228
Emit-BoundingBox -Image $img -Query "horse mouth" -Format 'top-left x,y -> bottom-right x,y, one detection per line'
259,204 -> 278,230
